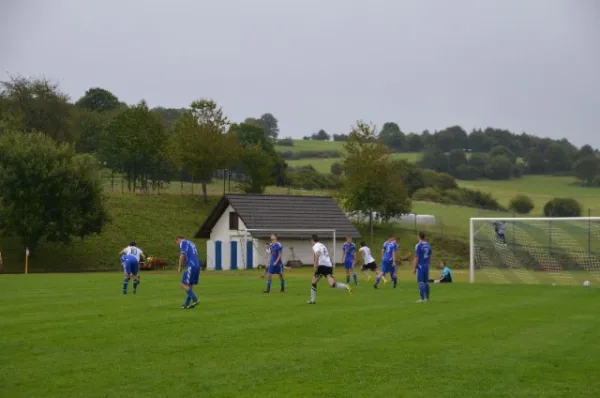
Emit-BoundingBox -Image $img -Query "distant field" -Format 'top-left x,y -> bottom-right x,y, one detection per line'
275,139 -> 346,153
288,153 -> 421,173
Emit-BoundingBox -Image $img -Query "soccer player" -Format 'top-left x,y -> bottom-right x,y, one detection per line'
261,242 -> 270,278
119,241 -> 145,294
264,234 -> 285,293
176,235 -> 200,309
359,241 -> 377,280
374,236 -> 398,289
307,234 -> 351,304
494,221 -> 507,244
414,232 -> 433,302
120,253 -> 139,295
429,260 -> 453,283
342,237 -> 358,285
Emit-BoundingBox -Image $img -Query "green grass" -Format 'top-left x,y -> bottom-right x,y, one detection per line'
287,153 -> 421,173
1,271 -> 599,398
458,175 -> 600,214
275,139 -> 346,153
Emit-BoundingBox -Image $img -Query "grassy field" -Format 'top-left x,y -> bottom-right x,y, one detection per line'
287,153 -> 421,173
275,139 -> 346,153
1,270 -> 599,398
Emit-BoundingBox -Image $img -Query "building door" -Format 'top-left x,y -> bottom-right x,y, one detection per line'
230,241 -> 238,270
215,241 -> 222,271
246,240 -> 253,269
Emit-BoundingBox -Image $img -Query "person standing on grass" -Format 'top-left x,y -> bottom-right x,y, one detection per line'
119,242 -> 145,294
342,237 -> 358,285
414,232 -> 432,303
264,234 -> 285,293
176,236 -> 200,309
359,241 -> 377,280
374,236 -> 398,289
120,253 -> 139,295
307,234 -> 352,304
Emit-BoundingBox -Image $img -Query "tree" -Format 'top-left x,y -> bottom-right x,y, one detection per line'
544,144 -> 572,172
391,159 -> 425,196
434,126 -> 468,152
0,76 -> 75,143
340,121 -> 411,227
543,198 -> 582,217
311,129 -> 330,140
75,87 -> 122,112
406,133 -> 423,152
419,148 -> 449,173
332,133 -> 348,141
101,100 -> 169,192
379,122 -> 405,152
152,107 -> 186,128
171,99 -> 237,202
524,147 -> 546,174
0,131 -> 109,251
490,145 -> 516,163
468,153 -> 489,178
244,113 -> 279,140
468,130 -> 495,152
486,155 -> 513,180
573,155 -> 599,185
448,149 -> 467,175
421,170 -> 457,190
577,144 -> 595,160
509,194 -> 535,214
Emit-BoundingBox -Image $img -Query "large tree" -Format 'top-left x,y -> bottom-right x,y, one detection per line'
170,99 -> 237,202
244,113 -> 279,140
379,122 -> 406,152
101,100 -> 169,191
573,155 -> 599,185
0,131 -> 109,251
340,121 -> 411,228
75,87 -> 122,112
544,144 -> 572,172
0,76 -> 75,143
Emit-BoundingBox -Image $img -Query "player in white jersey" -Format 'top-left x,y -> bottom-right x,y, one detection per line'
119,242 -> 145,292
358,241 -> 379,281
307,234 -> 352,304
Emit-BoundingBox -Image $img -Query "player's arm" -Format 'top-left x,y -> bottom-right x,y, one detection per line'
313,251 -> 319,270
392,247 -> 397,265
413,247 -> 419,274
178,242 -> 187,272
139,250 -> 146,262
274,245 -> 282,264
119,247 -> 126,256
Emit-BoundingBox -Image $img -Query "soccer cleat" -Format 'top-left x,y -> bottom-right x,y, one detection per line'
367,276 -> 372,281
180,305 -> 189,309
190,300 -> 199,308
122,291 -> 127,295
346,285 -> 353,295
306,300 -> 315,304
373,284 -> 378,289
263,290 -> 270,293
133,290 -> 137,295
383,279 -> 388,285
279,290 -> 285,294
416,299 -> 426,303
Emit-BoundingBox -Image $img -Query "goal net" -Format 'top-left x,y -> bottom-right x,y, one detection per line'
470,217 -> 600,285
232,229 -> 337,270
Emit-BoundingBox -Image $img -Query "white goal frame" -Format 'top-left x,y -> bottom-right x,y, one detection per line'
469,217 -> 600,283
233,228 -> 337,269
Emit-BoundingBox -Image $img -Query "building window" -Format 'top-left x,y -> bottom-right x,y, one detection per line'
229,212 -> 239,230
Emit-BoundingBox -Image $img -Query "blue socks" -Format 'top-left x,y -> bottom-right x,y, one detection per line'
122,278 -> 129,293
392,275 -> 398,288
418,282 -> 426,300
352,273 -> 358,285
280,279 -> 285,291
184,289 -> 198,307
374,276 -> 381,286
266,279 -> 272,292
133,279 -> 138,293
425,283 -> 430,299
346,275 -> 350,284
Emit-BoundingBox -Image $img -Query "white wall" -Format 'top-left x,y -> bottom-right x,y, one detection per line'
208,205 -> 248,270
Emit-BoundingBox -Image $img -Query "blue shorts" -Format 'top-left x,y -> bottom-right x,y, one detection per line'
416,265 -> 430,283
381,261 -> 395,275
122,260 -> 139,276
344,261 -> 354,270
182,266 -> 200,285
268,263 -> 283,275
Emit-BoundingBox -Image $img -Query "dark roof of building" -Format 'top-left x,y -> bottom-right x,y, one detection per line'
195,194 -> 361,239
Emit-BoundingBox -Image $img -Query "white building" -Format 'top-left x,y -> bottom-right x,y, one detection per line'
195,194 -> 361,270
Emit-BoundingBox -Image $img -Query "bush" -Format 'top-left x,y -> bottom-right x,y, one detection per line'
330,162 -> 343,176
509,194 -> 535,214
277,138 -> 294,146
421,170 -> 458,190
543,198 -> 582,217
286,166 -> 342,190
454,164 -> 479,180
279,150 -> 342,160
486,155 -> 513,180
412,187 -> 443,202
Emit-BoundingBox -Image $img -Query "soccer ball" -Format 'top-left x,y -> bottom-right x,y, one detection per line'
583,280 -> 591,288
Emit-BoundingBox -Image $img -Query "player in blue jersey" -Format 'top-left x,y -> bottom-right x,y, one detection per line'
120,253 -> 139,295
264,234 -> 285,293
374,236 -> 398,289
119,242 -> 145,294
176,235 -> 200,309
414,232 -> 432,302
342,237 -> 359,285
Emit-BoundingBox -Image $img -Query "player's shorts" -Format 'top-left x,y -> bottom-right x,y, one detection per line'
362,261 -> 377,271
182,266 -> 200,285
381,261 -> 395,275
268,263 -> 283,275
416,265 -> 430,283
122,260 -> 139,276
343,261 -> 354,270
314,265 -> 333,278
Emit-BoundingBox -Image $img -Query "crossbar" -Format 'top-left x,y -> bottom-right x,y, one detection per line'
471,217 -> 600,221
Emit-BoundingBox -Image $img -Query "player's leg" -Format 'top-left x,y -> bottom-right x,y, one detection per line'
416,267 -> 427,303
279,265 -> 285,293
390,265 -> 398,288
361,264 -> 371,279
187,268 -> 200,307
326,273 -> 352,294
180,267 -> 196,308
352,267 -> 358,285
308,273 -> 322,304
374,263 -> 387,288
264,265 -> 274,293
423,267 -> 430,300
132,262 -> 140,294
344,264 -> 351,284
122,262 -> 131,294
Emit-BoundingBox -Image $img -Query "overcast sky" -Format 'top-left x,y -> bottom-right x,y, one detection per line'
1,0 -> 599,147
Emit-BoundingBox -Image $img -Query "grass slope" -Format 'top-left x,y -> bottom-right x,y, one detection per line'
287,153 -> 421,173
1,271 -> 599,398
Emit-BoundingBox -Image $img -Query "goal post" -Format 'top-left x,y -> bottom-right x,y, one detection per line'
469,217 -> 600,285
233,228 -> 337,270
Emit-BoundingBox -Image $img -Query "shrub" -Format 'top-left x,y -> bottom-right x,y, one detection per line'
486,155 -> 513,180
421,170 -> 458,190
286,166 -> 342,190
277,138 -> 294,146
279,150 -> 342,160
454,164 -> 479,180
509,194 -> 535,214
543,198 -> 582,217
330,162 -> 343,176
412,187 -> 443,202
